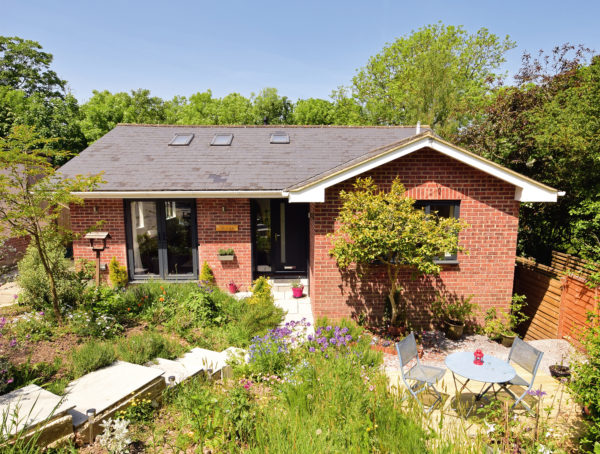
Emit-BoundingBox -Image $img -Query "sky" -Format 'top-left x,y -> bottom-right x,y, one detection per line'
2,0 -> 599,103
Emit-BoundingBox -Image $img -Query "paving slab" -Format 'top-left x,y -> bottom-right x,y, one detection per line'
0,281 -> 20,307
178,348 -> 227,371
0,384 -> 74,435
63,361 -> 164,428
148,358 -> 193,385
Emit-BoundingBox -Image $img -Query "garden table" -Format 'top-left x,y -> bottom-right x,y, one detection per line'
445,351 -> 516,417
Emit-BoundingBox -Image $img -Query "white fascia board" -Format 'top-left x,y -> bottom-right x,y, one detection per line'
288,137 -> 558,203
72,190 -> 287,199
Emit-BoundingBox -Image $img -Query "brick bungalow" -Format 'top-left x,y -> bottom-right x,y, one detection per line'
58,125 -> 558,325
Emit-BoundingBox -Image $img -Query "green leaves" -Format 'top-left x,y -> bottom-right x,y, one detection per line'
352,23 -> 515,133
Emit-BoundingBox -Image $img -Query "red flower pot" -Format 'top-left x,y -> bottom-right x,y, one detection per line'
292,286 -> 304,298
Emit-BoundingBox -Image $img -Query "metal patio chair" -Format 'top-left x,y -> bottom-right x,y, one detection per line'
482,337 -> 544,414
395,332 -> 446,413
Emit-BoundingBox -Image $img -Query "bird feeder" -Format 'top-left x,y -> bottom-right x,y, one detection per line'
84,232 -> 110,286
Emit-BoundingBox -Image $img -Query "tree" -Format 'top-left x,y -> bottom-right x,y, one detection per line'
0,36 -> 66,98
0,126 -> 102,321
293,98 -> 334,125
216,93 -> 253,124
330,86 -> 366,125
329,178 -> 466,326
251,88 -> 293,125
457,45 -> 598,262
352,23 -> 515,133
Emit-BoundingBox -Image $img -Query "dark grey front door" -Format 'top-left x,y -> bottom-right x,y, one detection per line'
252,200 -> 308,277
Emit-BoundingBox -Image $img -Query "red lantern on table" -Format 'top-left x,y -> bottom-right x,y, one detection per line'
474,349 -> 484,365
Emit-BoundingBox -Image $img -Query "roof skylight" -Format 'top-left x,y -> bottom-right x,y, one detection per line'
270,132 -> 290,144
169,133 -> 194,146
211,133 -> 234,146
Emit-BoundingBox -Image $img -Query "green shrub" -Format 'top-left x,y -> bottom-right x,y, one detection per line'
115,331 -> 185,364
108,256 -> 128,289
483,294 -> 529,338
70,340 -> 116,378
570,312 -> 600,450
248,276 -> 272,305
181,284 -> 226,327
239,300 -> 284,340
17,241 -> 91,312
315,316 -> 364,340
199,261 -> 215,285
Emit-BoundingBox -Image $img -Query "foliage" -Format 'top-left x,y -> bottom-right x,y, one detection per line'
0,36 -> 65,98
116,394 -> 155,423
291,279 -> 303,289
97,418 -> 132,454
352,23 -> 515,133
218,248 -> 234,256
483,294 -> 528,338
180,282 -> 226,327
0,126 -> 102,321
248,276 -> 271,304
17,239 -> 91,313
457,46 -> 599,263
329,177 -> 467,325
108,257 -> 128,289
431,292 -> 477,324
67,308 -> 123,339
70,339 -> 116,378
293,98 -> 335,125
199,261 -> 215,285
11,310 -> 54,342
251,87 -> 293,125
570,311 -> 600,449
0,356 -> 61,395
115,331 -> 185,365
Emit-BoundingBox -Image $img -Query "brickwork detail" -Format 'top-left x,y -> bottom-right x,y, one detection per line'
309,148 -> 520,326
0,235 -> 29,267
196,198 -> 253,291
70,199 -> 127,281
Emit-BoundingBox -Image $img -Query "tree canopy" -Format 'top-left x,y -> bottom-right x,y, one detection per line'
352,23 -> 515,134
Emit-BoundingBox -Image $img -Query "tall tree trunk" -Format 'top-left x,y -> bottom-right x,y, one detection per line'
386,263 -> 401,326
32,233 -> 62,323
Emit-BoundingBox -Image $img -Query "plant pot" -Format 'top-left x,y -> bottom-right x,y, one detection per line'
292,286 -> 304,298
500,333 -> 516,348
218,254 -> 235,261
444,319 -> 465,340
228,283 -> 238,294
549,364 -> 571,380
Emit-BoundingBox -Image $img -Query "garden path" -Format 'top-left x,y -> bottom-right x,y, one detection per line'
0,281 -> 19,307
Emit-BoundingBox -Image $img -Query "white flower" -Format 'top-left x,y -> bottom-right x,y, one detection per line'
537,444 -> 552,454
485,422 -> 495,435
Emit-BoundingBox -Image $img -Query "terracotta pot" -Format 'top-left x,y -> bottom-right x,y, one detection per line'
501,333 -> 516,347
549,364 -> 571,379
444,319 -> 465,340
292,286 -> 304,298
228,283 -> 238,294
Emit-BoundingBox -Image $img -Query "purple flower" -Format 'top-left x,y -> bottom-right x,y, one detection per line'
39,311 -> 44,316
345,335 -> 352,342
307,335 -> 314,342
326,326 -> 332,331
6,378 -> 13,384
527,389 -> 547,397
309,347 -> 315,353
9,339 -> 17,348
330,338 -> 337,345
12,295 -> 18,300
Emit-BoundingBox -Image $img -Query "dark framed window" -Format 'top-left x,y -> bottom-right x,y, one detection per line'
415,200 -> 461,263
124,199 -> 198,280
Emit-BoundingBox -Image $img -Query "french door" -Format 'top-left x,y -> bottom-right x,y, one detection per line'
125,200 -> 198,280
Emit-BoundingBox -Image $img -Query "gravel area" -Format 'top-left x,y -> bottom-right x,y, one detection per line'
384,331 -> 578,375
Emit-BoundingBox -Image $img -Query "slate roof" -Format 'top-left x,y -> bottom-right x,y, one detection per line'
58,124 -> 429,192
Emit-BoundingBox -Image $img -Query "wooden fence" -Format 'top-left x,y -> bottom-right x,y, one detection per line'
514,252 -> 598,350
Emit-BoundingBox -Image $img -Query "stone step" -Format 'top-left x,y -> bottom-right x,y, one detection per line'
0,384 -> 74,438
63,361 -> 165,429
176,348 -> 228,378
148,358 -> 197,385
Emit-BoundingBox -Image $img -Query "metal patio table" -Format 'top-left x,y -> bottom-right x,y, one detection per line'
445,351 -> 516,416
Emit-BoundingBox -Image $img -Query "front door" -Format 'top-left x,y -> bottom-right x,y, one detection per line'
125,200 -> 198,280
252,199 -> 308,277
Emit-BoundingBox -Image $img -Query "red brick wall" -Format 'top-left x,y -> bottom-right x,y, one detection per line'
70,198 -> 253,290
196,198 -> 252,291
0,235 -> 29,267
310,148 -> 520,327
70,199 -> 127,281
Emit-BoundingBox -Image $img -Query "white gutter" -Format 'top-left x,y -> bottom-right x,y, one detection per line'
72,190 -> 288,199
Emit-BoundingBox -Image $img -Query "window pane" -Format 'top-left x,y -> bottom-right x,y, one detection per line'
130,201 -> 159,275
165,201 -> 194,275
169,134 -> 194,146
429,203 -> 454,218
211,133 -> 233,146
254,199 -> 272,272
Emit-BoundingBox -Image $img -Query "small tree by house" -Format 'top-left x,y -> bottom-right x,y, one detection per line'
0,125 -> 102,322
329,177 -> 467,327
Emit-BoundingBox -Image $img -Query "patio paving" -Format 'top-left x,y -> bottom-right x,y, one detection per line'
0,281 -> 20,307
